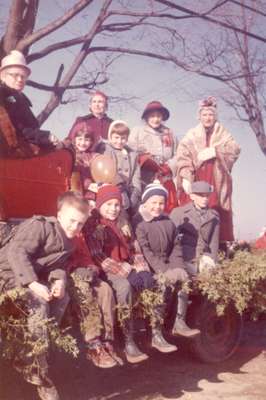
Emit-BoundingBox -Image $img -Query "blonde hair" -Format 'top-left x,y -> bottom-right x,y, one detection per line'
57,191 -> 89,214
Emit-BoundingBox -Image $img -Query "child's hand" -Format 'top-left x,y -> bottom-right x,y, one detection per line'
28,281 -> 52,302
50,279 -> 66,299
121,223 -> 131,238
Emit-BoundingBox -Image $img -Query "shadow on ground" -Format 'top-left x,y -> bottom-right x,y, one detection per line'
1,320 -> 266,400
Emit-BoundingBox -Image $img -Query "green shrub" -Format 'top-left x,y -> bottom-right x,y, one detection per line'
195,250 -> 266,317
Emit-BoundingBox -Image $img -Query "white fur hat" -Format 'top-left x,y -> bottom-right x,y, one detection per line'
107,120 -> 129,141
0,50 -> 31,74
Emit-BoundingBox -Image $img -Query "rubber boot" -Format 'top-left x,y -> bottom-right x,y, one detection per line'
151,327 -> 178,353
151,304 -> 177,353
172,290 -> 200,338
123,320 -> 148,363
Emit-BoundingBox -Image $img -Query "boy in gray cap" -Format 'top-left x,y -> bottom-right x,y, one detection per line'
170,180 -> 220,275
169,181 -> 220,336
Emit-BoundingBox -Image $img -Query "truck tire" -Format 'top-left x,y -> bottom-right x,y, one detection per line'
188,296 -> 243,363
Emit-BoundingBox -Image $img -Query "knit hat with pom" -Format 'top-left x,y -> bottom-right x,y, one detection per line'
141,182 -> 168,204
96,184 -> 122,209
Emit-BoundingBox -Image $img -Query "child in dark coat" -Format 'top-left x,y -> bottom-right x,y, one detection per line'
133,182 -> 200,338
83,184 -> 177,364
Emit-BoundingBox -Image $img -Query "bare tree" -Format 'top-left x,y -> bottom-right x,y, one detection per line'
1,0 -> 266,155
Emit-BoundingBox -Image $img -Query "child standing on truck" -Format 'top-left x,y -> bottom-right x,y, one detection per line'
67,121 -> 98,201
96,120 -> 142,215
83,184 -> 177,364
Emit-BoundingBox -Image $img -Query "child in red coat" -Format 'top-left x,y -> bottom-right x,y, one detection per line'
67,122 -> 98,201
83,184 -> 177,364
68,232 -> 122,368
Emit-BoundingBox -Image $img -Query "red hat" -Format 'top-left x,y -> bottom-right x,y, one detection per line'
96,184 -> 122,209
141,101 -> 170,121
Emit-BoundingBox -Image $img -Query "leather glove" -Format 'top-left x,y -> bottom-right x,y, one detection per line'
182,178 -> 192,194
198,254 -> 216,273
198,147 -> 216,163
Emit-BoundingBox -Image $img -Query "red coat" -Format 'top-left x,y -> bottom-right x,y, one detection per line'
67,233 -> 97,272
68,114 -> 113,150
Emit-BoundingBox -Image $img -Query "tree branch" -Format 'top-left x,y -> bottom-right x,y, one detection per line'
86,45 -> 252,82
17,0 -> 93,51
155,0 -> 266,44
37,0 -> 112,125
27,77 -> 108,92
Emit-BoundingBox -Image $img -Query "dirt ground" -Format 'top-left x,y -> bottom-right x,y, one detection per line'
1,319 -> 266,400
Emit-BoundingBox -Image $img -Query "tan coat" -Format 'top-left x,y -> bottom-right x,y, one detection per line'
176,122 -> 241,210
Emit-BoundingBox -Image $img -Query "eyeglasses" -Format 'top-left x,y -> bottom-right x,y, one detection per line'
6,72 -> 28,81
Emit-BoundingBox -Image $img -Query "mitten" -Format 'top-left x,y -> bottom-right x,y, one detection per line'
198,147 -> 216,163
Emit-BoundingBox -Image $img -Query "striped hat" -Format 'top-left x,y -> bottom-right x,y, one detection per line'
96,184 -> 122,209
141,182 -> 168,204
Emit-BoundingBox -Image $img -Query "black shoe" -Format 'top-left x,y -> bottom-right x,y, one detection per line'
172,317 -> 200,338
124,338 -> 148,363
37,383 -> 60,400
151,329 -> 178,353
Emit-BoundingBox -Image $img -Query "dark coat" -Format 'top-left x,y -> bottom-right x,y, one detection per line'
0,83 -> 52,153
133,207 -> 184,273
170,202 -> 220,263
68,114 -> 113,150
0,216 -> 75,292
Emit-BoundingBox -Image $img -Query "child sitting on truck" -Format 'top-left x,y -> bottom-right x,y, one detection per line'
83,184 -> 177,364
133,182 -> 200,338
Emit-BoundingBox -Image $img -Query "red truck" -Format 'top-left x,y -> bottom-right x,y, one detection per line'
0,149 -> 243,364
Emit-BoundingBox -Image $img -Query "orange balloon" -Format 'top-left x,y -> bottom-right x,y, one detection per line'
90,154 -> 116,183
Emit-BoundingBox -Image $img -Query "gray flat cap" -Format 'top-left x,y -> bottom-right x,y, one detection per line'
191,181 -> 213,193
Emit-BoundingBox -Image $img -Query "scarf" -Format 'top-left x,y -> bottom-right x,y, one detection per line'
100,216 -> 131,262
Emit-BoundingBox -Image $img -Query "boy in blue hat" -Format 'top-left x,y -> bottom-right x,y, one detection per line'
133,182 -> 200,338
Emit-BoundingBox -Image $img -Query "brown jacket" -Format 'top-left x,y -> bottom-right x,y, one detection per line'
0,216 -> 75,291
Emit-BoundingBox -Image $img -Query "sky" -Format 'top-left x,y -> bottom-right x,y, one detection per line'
1,0 -> 265,240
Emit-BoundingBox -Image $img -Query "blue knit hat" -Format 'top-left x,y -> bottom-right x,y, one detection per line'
141,183 -> 168,204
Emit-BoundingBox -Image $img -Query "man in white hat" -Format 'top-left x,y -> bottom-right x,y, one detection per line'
0,50 -> 58,157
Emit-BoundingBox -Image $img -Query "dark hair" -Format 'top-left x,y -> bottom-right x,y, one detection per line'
70,123 -> 95,142
57,191 -> 89,214
110,123 -> 130,137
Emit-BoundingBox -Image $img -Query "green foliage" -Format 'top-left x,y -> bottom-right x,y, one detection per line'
117,273 -> 174,328
195,250 -> 266,317
68,271 -> 103,341
0,288 -> 79,367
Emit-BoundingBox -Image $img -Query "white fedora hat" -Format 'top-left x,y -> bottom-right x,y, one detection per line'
0,50 -> 31,74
